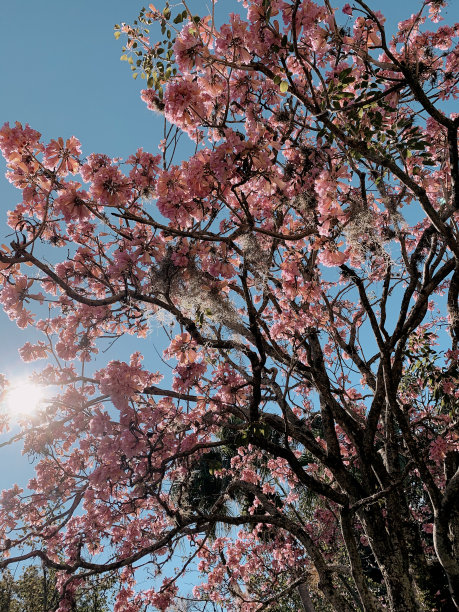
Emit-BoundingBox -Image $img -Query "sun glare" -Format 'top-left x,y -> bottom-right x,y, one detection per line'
5,381 -> 44,417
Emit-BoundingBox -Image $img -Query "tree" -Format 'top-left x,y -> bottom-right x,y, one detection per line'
0,563 -> 115,611
0,0 -> 458,609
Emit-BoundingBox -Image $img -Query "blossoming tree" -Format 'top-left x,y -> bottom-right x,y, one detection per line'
1,0 -> 459,610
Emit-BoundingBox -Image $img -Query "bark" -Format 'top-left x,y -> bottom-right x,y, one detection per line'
434,468 -> 459,608
359,509 -> 419,612
297,582 -> 316,612
340,509 -> 382,612
387,489 -> 453,609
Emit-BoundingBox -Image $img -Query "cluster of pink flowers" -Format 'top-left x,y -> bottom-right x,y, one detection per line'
96,353 -> 160,411
0,276 -> 36,328
43,136 -> 81,176
163,78 -> 209,137
54,182 -> 91,222
0,121 -> 42,161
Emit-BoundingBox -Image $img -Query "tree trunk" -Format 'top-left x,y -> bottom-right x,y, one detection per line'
340,509 -> 382,612
434,469 -> 459,608
297,582 -> 316,612
360,510 -> 420,611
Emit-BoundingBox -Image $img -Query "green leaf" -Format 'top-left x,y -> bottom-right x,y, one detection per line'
280,81 -> 289,93
114,31 -> 121,40
339,67 -> 353,80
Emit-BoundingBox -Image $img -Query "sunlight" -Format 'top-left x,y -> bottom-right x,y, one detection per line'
4,380 -> 44,418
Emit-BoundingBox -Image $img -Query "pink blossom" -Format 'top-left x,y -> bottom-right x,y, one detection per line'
54,182 -> 91,222
163,78 -> 208,136
317,247 -> 348,267
0,121 -> 42,161
43,136 -> 81,175
90,165 -> 132,207
19,341 -> 48,362
80,153 -> 112,182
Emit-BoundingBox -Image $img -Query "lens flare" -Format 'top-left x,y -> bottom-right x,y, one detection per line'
4,381 -> 44,417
